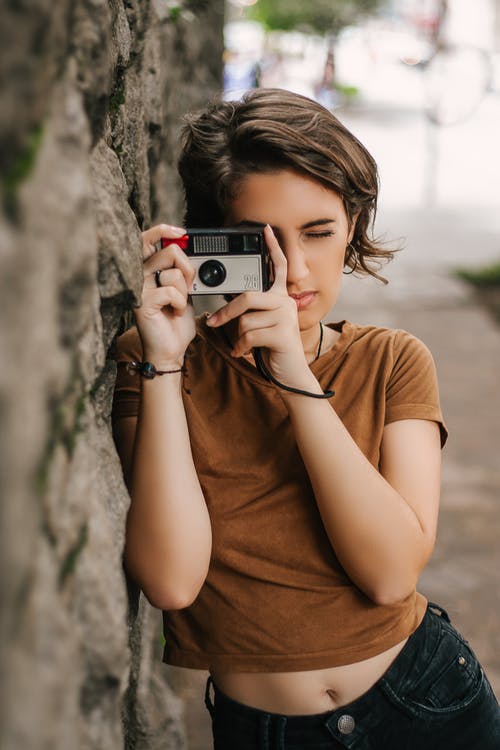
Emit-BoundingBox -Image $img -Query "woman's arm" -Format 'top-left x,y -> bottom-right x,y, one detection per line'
114,374 -> 211,611
114,224 -> 211,611
206,225 -> 441,604
280,377 -> 441,605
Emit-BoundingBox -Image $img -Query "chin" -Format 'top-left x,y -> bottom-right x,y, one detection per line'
297,310 -> 321,331
298,300 -> 331,327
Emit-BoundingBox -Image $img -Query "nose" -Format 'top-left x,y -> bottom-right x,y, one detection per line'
283,242 -> 309,285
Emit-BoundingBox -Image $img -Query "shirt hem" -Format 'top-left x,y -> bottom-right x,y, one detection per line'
162,596 -> 427,672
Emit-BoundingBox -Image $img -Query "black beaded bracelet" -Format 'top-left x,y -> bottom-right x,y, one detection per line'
120,361 -> 184,379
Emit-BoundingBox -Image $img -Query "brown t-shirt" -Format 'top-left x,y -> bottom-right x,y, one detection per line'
112,315 -> 448,672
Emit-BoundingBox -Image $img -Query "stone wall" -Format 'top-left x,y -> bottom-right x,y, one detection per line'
0,1 -> 224,748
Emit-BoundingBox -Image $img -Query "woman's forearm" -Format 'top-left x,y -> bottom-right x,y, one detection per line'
125,373 -> 211,610
280,375 -> 433,605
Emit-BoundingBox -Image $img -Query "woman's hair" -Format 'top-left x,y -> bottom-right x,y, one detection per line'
178,88 -> 395,282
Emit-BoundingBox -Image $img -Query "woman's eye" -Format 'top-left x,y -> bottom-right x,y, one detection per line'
305,231 -> 335,239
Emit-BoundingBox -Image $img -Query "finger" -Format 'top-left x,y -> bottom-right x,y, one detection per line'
146,286 -> 189,316
141,223 -> 186,260
144,244 -> 196,287
145,267 -> 189,298
231,323 -> 280,357
237,309 -> 283,337
206,290 -> 282,327
265,225 -> 288,292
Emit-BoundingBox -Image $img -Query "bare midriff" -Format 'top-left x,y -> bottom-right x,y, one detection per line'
210,637 -> 408,715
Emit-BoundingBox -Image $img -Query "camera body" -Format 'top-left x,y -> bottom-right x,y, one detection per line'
160,227 -> 272,295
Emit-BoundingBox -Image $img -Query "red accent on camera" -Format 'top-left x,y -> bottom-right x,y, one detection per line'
161,235 -> 189,250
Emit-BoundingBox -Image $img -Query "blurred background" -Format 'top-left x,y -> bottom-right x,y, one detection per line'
179,1 -> 500,747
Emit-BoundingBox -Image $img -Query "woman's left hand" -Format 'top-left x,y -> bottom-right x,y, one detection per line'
206,225 -> 312,388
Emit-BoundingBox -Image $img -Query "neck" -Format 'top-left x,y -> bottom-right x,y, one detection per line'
303,321 -> 323,363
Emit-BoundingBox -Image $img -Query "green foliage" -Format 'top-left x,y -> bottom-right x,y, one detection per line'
456,262 -> 500,287
336,84 -> 359,98
247,0 -> 384,34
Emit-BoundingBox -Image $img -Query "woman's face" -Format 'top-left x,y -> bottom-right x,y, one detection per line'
224,169 -> 354,332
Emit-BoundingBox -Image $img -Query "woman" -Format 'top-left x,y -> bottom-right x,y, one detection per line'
112,89 -> 500,749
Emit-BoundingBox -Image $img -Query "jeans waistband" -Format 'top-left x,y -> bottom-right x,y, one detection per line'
204,603 -> 452,743
205,674 -> 337,728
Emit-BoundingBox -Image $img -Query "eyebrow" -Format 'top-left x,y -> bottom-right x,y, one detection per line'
234,218 -> 337,230
301,218 -> 337,229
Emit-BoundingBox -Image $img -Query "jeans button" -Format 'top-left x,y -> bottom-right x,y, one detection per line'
338,714 -> 356,734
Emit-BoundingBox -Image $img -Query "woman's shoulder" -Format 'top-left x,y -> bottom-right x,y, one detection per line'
345,321 -> 431,353
334,321 -> 436,374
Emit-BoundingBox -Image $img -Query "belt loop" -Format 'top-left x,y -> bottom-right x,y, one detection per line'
259,714 -> 271,750
276,716 -> 287,750
204,675 -> 215,720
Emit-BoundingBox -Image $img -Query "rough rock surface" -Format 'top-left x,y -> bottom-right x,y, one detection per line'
0,2 -> 224,748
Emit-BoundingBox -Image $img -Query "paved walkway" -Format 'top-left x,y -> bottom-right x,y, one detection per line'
335,95 -> 500,698
167,95 -> 500,747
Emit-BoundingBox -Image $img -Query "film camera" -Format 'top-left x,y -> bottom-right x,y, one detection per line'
160,227 -> 272,295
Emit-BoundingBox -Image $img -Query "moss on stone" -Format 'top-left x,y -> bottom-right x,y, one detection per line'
41,518 -> 57,548
34,389 -> 88,496
2,123 -> 44,220
34,462 -> 50,497
109,75 -> 126,114
64,395 -> 86,455
169,5 -> 182,21
164,0 -> 209,21
58,522 -> 89,587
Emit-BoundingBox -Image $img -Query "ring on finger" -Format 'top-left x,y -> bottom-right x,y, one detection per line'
155,269 -> 162,288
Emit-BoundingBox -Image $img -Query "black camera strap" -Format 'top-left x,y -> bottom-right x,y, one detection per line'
253,348 -> 335,399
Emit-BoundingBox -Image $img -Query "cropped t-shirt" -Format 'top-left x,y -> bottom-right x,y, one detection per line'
112,315 -> 448,672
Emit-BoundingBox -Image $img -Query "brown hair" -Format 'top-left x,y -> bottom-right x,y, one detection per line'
178,88 -> 395,282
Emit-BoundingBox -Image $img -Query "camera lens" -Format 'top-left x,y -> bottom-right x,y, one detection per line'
198,259 -> 227,287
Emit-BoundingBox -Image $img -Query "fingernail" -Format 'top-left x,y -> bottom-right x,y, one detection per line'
206,313 -> 218,326
171,226 -> 186,235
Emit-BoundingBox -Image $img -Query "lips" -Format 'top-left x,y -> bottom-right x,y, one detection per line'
289,291 -> 317,310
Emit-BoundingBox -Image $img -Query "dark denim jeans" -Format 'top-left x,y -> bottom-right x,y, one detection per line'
204,603 -> 500,749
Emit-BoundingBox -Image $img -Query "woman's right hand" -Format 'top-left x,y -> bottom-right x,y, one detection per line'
134,224 -> 196,368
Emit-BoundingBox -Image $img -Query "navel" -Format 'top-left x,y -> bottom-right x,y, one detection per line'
326,688 -> 338,708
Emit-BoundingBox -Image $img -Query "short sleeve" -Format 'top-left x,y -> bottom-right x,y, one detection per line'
111,327 -> 144,422
385,331 -> 448,448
